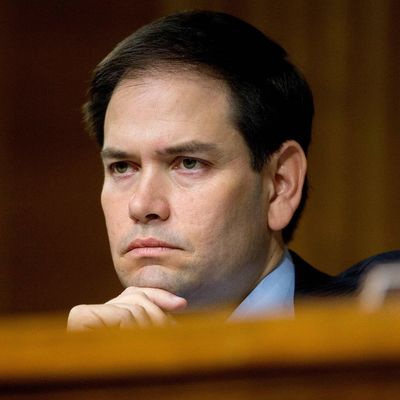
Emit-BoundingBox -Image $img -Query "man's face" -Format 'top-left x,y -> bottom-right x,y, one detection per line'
101,72 -> 274,309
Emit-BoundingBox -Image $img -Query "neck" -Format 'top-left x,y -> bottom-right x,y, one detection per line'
257,233 -> 285,284
228,233 -> 286,310
182,234 -> 286,312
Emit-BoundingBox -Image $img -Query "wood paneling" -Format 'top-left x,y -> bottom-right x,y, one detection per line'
1,301 -> 400,398
0,1 -> 399,313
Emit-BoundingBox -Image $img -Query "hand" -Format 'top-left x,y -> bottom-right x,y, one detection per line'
67,287 -> 187,331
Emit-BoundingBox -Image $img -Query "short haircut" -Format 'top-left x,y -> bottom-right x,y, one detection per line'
83,10 -> 314,242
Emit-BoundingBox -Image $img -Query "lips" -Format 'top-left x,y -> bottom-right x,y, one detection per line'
125,238 -> 180,255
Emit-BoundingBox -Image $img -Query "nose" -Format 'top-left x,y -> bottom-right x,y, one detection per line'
128,170 -> 170,224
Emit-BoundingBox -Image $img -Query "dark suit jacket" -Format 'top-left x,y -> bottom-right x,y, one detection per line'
290,250 -> 400,301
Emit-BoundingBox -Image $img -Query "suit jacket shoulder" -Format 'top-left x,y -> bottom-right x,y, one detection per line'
290,251 -> 353,298
290,250 -> 400,300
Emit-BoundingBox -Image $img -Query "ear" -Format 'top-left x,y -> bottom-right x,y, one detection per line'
266,140 -> 307,232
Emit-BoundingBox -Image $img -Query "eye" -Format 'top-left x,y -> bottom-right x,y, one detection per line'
181,158 -> 200,170
109,161 -> 133,175
173,157 -> 210,174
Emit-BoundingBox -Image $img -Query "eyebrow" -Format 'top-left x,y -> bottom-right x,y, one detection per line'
100,148 -> 129,160
155,141 -> 219,156
100,141 -> 220,160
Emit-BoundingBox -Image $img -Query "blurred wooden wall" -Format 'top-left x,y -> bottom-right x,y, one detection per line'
0,0 -> 399,314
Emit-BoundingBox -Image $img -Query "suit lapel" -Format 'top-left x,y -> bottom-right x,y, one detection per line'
290,250 -> 355,300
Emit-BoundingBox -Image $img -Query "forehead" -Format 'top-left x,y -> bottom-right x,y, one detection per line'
103,71 -> 243,150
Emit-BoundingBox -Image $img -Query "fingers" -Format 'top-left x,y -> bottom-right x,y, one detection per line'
108,300 -> 168,326
111,287 -> 188,311
67,287 -> 187,332
67,304 -> 142,331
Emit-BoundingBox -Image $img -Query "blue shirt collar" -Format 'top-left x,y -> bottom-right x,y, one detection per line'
229,249 -> 295,320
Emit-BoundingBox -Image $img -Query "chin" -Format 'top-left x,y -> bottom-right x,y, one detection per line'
121,264 -> 183,294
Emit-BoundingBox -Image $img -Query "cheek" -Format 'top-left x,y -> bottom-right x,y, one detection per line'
175,178 -> 266,250
101,191 -> 127,242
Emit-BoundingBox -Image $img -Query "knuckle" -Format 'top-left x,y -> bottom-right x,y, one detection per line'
68,304 -> 99,331
69,304 -> 89,317
120,287 -> 149,302
124,290 -> 150,304
123,286 -> 139,295
131,304 -> 146,315
118,307 -> 135,321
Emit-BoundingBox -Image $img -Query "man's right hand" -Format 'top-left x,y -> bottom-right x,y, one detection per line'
67,287 -> 187,331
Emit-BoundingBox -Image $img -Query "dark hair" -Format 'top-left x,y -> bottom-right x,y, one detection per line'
83,10 -> 314,242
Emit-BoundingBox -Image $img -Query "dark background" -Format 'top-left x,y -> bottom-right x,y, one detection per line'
1,0 -> 399,315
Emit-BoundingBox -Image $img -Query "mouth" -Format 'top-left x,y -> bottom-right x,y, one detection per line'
125,238 -> 181,257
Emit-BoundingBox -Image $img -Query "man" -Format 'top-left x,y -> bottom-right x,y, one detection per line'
67,10 -> 376,330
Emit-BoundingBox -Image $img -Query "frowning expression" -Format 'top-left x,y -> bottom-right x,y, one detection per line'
101,72 -> 274,309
